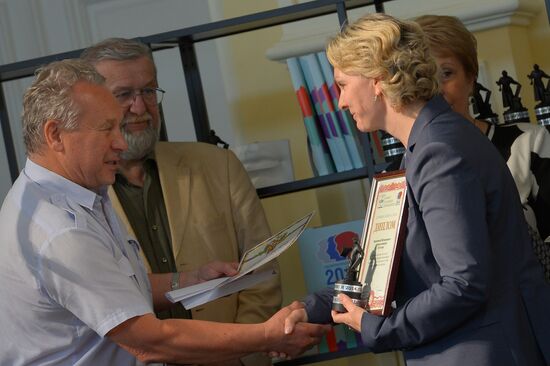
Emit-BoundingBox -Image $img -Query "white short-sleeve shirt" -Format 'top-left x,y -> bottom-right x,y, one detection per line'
0,159 -> 154,366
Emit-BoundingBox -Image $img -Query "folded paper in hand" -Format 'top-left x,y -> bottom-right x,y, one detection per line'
166,211 -> 314,309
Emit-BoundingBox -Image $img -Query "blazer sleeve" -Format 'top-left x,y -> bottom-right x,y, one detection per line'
360,141 -> 493,352
225,149 -> 283,324
304,287 -> 334,324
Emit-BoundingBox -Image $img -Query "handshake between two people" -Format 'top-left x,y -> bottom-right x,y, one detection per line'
264,293 -> 367,360
263,301 -> 330,360
186,261 -> 367,361
191,262 -> 331,359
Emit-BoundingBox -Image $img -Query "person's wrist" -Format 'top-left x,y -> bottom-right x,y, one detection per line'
260,322 -> 271,353
170,272 -> 180,291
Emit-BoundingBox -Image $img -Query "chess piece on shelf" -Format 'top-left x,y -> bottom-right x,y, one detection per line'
471,81 -> 499,124
527,64 -> 550,107
207,129 -> 229,149
496,70 -> 530,124
527,64 -> 550,126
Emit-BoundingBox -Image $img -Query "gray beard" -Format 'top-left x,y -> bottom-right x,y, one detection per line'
120,123 -> 159,160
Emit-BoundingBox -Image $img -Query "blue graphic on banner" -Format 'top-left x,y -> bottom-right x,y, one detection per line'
298,219 -> 364,293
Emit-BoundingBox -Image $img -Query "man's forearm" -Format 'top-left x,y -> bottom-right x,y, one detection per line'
108,306 -> 329,365
110,314 -> 264,364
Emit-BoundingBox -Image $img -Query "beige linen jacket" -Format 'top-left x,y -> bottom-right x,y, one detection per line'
109,141 -> 281,365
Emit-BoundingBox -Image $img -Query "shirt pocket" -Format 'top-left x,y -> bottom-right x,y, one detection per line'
126,237 -> 150,285
117,255 -> 138,285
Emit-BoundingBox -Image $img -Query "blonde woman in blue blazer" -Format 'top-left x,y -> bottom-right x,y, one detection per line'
283,13 -> 550,366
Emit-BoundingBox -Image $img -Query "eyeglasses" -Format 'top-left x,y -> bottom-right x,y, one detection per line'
114,87 -> 165,107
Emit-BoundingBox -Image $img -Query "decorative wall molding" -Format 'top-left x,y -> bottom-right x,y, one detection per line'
411,0 -> 540,31
267,0 -> 541,61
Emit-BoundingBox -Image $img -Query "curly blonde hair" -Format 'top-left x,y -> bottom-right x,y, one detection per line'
327,13 -> 439,111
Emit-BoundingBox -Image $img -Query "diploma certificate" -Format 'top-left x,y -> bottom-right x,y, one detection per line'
358,170 -> 407,316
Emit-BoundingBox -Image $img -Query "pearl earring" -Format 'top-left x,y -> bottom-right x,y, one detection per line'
373,94 -> 378,102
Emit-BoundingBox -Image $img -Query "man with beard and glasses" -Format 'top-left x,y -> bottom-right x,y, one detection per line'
81,38 -> 281,366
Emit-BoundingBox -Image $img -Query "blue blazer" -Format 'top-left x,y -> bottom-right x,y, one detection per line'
305,96 -> 550,366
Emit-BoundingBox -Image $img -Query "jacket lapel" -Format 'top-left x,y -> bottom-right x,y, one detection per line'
407,95 -> 452,158
155,144 -> 191,260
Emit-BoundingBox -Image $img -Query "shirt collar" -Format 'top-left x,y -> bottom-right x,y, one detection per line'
24,158 -> 104,211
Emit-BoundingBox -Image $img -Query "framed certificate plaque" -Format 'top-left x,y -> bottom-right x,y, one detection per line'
358,170 -> 407,316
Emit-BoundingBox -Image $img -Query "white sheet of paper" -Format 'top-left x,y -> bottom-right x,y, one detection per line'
180,270 -> 276,309
165,211 -> 314,306
236,212 -> 314,275
165,277 -> 229,303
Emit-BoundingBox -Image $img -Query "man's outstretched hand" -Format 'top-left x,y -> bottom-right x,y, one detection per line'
264,301 -> 330,360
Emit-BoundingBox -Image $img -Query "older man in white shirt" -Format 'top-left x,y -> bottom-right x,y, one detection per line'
0,59 -> 327,365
